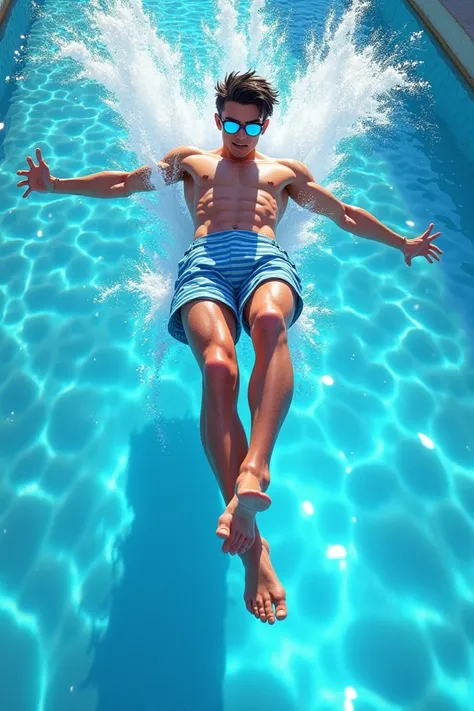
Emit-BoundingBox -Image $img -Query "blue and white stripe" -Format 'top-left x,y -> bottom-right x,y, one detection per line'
168,229 -> 304,344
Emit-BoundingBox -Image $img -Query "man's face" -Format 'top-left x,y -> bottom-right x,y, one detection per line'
215,100 -> 269,158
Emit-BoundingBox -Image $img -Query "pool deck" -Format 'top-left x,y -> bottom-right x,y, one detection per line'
442,0 -> 474,40
407,0 -> 474,88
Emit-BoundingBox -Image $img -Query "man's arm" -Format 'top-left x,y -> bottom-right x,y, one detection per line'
17,146 -> 200,199
282,159 -> 442,265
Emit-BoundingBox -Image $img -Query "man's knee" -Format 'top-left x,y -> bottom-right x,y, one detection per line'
250,306 -> 288,341
202,345 -> 239,394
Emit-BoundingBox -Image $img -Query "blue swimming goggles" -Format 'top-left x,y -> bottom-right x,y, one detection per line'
220,118 -> 264,137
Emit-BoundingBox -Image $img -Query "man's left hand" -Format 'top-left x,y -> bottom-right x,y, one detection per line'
404,223 -> 443,266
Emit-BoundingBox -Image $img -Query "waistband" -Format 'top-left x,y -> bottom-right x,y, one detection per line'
190,229 -> 278,246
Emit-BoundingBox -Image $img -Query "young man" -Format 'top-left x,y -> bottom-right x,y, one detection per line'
18,70 -> 442,624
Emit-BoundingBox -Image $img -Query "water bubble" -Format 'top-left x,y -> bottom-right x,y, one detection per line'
321,375 -> 334,386
302,500 -> 315,515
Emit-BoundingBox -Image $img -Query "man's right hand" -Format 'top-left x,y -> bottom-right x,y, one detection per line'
17,148 -> 55,198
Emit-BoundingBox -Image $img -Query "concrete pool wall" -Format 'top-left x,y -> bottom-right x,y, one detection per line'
407,0 -> 474,88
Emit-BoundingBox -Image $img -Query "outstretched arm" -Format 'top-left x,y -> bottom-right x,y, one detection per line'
17,146 -> 199,199
283,159 -> 442,266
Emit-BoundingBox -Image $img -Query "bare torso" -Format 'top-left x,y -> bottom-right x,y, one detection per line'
179,148 -> 297,241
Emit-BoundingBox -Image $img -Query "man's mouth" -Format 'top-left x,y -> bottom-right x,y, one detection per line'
232,142 -> 247,148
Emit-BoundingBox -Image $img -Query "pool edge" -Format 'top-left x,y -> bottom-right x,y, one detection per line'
406,0 -> 474,89
0,0 -> 13,28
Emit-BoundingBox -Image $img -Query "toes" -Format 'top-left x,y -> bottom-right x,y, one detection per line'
256,596 -> 266,622
248,598 -> 259,617
237,536 -> 252,555
275,599 -> 288,621
216,523 -> 230,540
263,596 -> 274,624
230,533 -> 244,555
216,512 -> 231,541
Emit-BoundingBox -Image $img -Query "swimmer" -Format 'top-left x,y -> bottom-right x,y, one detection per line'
18,70 -> 442,623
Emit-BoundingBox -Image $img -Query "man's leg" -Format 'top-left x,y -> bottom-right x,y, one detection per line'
181,298 -> 255,553
236,279 -> 296,502
181,296 -> 288,623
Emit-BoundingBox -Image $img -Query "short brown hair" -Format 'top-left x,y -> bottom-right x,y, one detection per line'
215,70 -> 279,121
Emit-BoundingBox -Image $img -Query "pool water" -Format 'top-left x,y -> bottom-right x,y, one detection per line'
0,0 -> 473,710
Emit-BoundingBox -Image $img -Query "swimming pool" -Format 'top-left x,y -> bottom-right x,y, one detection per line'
0,0 -> 473,709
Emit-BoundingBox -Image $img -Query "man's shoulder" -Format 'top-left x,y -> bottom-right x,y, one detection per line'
276,157 -> 307,174
163,145 -> 204,162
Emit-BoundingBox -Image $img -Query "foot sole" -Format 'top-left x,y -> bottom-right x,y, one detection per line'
237,490 -> 272,513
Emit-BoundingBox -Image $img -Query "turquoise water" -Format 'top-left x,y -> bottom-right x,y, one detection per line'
0,0 -> 474,710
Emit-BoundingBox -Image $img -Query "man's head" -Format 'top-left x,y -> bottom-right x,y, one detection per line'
214,70 -> 279,159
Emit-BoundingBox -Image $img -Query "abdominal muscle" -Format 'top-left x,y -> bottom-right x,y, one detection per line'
192,188 -> 283,240
181,152 -> 293,241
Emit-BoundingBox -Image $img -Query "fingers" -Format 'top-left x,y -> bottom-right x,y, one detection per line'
430,244 -> 443,254
421,222 -> 434,238
425,255 -> 433,264
36,147 -> 49,170
428,251 -> 440,262
22,187 -> 32,199
427,232 -> 441,242
17,170 -> 29,176
405,253 -> 412,267
17,180 -> 28,187
26,156 -> 36,169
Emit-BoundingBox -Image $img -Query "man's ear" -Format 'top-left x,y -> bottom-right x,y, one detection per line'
215,113 -> 223,130
261,118 -> 270,135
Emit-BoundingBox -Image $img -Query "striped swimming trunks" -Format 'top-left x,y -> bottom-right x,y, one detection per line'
168,229 -> 304,345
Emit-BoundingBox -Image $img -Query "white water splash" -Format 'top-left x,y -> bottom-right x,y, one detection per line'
58,0 -> 411,342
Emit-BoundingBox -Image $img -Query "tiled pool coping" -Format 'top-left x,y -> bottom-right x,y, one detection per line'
407,0 -> 474,88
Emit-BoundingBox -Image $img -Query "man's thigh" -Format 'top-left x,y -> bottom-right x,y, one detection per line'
181,298 -> 238,370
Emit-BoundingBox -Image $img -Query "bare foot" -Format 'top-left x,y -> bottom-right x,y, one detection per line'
216,467 -> 272,556
235,466 -> 272,513
216,495 -> 256,555
241,533 -> 287,624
